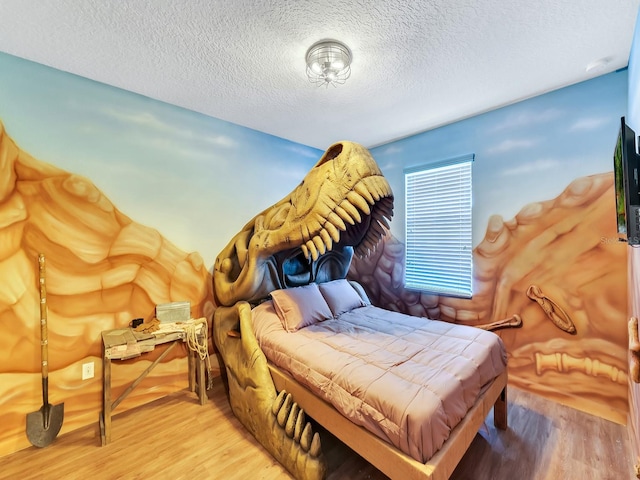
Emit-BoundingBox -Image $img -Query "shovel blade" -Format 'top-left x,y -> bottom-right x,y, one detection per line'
26,402 -> 64,448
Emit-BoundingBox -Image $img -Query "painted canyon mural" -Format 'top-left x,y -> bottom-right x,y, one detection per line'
0,48 -> 631,458
350,172 -> 627,422
0,122 -> 216,455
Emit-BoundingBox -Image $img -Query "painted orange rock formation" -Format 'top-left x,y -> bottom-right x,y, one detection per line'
350,173 -> 628,423
0,122 -> 216,455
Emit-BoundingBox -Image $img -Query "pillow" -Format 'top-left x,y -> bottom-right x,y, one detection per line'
251,300 -> 283,337
270,283 -> 332,332
318,279 -> 366,317
348,280 -> 371,305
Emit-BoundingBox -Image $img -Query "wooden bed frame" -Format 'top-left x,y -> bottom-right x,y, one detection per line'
269,364 -> 508,480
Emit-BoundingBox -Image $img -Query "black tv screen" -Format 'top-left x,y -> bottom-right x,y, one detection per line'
614,116 -> 640,244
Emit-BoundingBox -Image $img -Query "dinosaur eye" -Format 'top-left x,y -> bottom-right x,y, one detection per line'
317,143 -> 343,165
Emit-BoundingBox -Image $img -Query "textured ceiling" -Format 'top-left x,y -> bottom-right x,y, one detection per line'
1,0 -> 639,150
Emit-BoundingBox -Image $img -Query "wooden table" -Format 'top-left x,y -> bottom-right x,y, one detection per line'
99,322 -> 207,446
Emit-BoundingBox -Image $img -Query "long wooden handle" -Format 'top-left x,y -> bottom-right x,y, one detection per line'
38,253 -> 49,381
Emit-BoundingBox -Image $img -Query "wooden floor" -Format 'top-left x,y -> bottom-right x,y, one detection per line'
1,380 -> 635,480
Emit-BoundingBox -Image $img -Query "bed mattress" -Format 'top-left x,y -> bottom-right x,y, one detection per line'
252,301 -> 507,463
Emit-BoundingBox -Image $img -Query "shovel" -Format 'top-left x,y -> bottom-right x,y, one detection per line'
26,253 -> 64,447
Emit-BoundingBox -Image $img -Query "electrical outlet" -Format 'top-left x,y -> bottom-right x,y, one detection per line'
82,361 -> 94,380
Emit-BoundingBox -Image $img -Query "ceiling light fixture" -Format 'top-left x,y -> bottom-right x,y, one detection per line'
305,40 -> 352,87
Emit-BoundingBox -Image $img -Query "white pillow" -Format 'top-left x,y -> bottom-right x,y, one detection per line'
318,279 -> 366,317
270,283 -> 333,332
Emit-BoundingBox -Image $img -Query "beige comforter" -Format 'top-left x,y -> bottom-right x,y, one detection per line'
252,302 -> 507,463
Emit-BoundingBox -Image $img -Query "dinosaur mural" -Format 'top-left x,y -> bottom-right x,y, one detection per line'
212,141 -> 394,479
213,141 -> 394,306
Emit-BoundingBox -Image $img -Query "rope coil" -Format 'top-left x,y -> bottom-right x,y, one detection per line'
184,317 -> 212,389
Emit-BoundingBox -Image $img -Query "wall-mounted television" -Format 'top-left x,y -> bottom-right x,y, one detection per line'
614,116 -> 640,245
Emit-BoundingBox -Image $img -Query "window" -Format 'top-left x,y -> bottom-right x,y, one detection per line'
404,154 -> 473,298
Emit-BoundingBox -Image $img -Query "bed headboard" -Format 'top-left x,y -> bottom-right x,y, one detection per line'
213,141 -> 394,306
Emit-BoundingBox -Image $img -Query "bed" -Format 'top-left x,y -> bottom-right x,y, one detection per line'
247,279 -> 507,479
212,140 -> 507,480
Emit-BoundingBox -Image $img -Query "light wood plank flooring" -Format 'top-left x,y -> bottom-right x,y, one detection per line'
0,381 -> 634,479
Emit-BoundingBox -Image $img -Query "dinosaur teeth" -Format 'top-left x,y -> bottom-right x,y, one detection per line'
272,390 -> 287,415
378,197 -> 394,219
312,236 -> 326,256
297,174 -> 394,264
300,423 -> 313,452
376,215 -> 390,230
309,218 -> 324,240
324,222 -> 341,243
370,184 -> 382,201
327,212 -> 348,232
319,229 -> 333,252
363,176 -> 391,203
307,234 -> 332,260
372,207 -> 391,230
347,191 -> 371,215
359,236 -> 378,256
354,182 -> 375,204
365,228 -> 379,243
270,389 -> 322,460
354,246 -> 366,258
294,409 -> 306,442
370,220 -> 385,236
285,402 -> 300,438
306,240 -> 319,261
340,200 -> 362,223
364,232 -> 380,252
335,205 -> 356,225
277,393 -> 293,427
310,432 -> 322,458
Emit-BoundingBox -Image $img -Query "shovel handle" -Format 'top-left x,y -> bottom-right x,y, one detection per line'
38,254 -> 49,380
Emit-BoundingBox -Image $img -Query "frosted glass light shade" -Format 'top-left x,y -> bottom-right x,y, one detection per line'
305,40 -> 352,87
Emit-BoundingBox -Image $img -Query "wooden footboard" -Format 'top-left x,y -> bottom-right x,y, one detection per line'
269,366 -> 508,480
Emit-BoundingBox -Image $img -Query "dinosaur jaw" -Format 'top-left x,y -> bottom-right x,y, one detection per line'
213,141 -> 394,306
298,176 -> 394,262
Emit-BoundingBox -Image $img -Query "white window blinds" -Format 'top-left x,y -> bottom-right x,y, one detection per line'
404,154 -> 473,298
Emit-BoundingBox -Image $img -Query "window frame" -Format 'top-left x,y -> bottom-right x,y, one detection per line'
403,154 -> 474,298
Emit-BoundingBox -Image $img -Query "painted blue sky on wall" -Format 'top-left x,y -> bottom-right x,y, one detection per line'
0,52 -> 322,267
0,52 -> 628,260
372,70 -> 628,246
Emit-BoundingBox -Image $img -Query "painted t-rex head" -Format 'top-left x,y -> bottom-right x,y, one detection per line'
213,141 -> 394,306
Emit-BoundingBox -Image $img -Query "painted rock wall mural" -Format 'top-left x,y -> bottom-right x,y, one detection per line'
0,51 -> 321,457
350,172 -> 627,423
0,122 -> 216,456
0,49 -> 629,458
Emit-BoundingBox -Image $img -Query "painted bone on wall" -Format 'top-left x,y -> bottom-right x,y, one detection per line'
350,69 -> 630,425
350,173 -> 627,423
